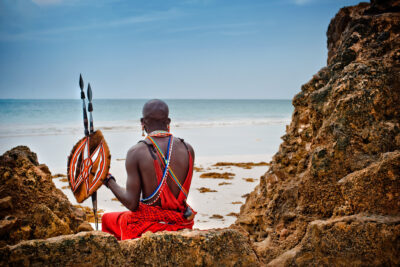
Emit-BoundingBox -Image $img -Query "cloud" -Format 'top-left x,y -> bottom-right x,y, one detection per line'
292,0 -> 314,5
32,0 -> 62,6
168,22 -> 256,34
220,30 -> 258,36
183,0 -> 213,4
0,8 -> 180,41
167,22 -> 262,37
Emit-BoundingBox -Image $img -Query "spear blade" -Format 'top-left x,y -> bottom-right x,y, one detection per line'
79,75 -> 89,136
79,74 -> 84,91
87,83 -> 93,103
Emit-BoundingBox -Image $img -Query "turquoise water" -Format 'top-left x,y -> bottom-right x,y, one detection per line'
0,99 -> 293,137
0,99 -> 293,170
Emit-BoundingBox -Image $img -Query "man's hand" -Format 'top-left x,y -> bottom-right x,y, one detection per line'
103,173 -> 116,188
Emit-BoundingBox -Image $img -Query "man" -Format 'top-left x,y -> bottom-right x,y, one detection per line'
101,99 -> 196,240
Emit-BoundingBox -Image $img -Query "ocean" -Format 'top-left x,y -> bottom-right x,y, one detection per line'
0,99 -> 292,137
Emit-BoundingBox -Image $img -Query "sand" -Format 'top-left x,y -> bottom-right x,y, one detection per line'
1,125 -> 281,230
52,153 -> 271,230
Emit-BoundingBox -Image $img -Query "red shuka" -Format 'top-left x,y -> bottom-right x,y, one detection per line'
102,145 -> 195,240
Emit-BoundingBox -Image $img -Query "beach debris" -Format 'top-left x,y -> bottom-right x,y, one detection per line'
241,193 -> 249,198
59,177 -> 68,183
231,201 -> 243,205
52,173 -> 67,179
213,162 -> 270,169
218,182 -> 232,186
116,158 -> 125,161
197,187 -> 217,193
74,205 -> 104,223
210,214 -> 224,220
76,222 -> 93,232
243,178 -> 256,182
193,166 -> 204,172
61,185 -> 71,190
111,197 -> 119,201
200,172 -> 235,179
226,212 -> 239,217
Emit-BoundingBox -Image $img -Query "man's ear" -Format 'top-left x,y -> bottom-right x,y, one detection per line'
167,118 -> 171,125
140,118 -> 144,124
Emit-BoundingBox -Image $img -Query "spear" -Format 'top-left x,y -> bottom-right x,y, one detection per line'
79,74 -> 89,137
87,83 -> 94,134
87,82 -> 98,230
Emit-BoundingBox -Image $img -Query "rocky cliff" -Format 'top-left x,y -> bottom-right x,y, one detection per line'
0,146 -> 91,247
0,229 -> 259,266
236,0 -> 400,265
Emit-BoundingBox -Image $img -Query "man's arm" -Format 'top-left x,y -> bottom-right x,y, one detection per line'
105,146 -> 142,211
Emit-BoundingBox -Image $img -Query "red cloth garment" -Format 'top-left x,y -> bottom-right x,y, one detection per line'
101,145 -> 195,240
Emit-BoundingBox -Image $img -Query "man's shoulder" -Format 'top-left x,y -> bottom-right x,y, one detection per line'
175,137 -> 195,158
126,141 -> 150,161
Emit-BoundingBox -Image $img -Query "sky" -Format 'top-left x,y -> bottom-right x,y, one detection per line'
0,0 -> 363,99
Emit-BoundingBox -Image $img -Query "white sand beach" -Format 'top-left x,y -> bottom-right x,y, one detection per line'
52,153 -> 272,230
1,124 -> 284,230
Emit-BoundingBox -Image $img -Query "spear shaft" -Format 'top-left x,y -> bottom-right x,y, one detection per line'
87,83 -> 98,231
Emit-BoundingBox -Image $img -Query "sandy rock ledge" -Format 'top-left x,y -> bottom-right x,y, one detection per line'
0,229 -> 260,267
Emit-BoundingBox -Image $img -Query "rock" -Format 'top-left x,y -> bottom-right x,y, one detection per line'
236,0 -> 400,265
0,146 -> 87,246
0,197 -> 12,210
269,215 -> 400,266
121,229 -> 259,266
77,222 -> 94,232
0,231 -> 124,266
0,217 -> 18,237
0,229 -> 260,266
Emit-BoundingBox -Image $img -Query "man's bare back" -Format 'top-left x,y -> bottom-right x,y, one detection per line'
103,99 -> 194,211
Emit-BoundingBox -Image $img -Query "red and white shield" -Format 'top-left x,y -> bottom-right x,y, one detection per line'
67,130 -> 110,203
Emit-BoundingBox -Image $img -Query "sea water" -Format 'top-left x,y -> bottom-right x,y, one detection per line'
0,99 -> 293,171
0,99 -> 292,136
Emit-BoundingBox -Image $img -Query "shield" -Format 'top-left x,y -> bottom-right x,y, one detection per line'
67,130 -> 111,203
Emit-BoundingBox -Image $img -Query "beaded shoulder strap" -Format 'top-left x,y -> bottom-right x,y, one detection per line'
146,136 -> 189,198
140,135 -> 173,204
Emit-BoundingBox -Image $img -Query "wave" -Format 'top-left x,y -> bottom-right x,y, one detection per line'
0,117 -> 290,138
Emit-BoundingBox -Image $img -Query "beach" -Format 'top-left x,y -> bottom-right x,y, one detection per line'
0,99 -> 291,229
53,152 -> 272,230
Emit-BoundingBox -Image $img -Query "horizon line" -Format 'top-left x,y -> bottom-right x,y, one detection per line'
0,97 -> 292,101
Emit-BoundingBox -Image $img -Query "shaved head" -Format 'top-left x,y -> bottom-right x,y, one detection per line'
141,99 -> 170,133
142,99 -> 169,120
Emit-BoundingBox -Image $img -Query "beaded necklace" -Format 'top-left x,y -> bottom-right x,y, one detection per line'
147,136 -> 188,198
140,134 -> 173,205
147,130 -> 171,137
